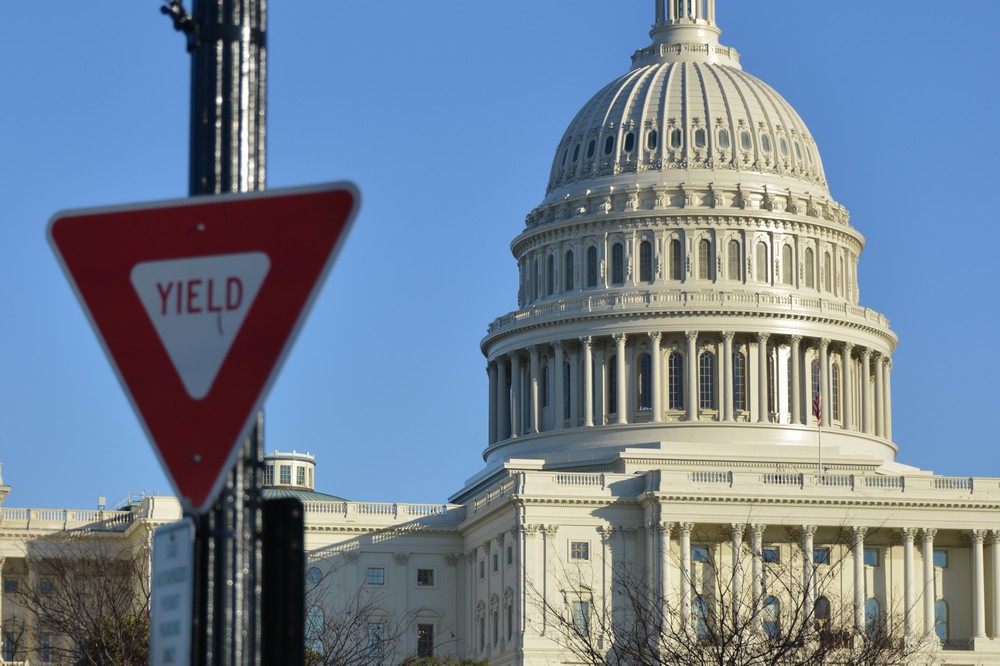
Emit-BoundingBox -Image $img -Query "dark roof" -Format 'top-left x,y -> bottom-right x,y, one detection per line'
262,487 -> 347,503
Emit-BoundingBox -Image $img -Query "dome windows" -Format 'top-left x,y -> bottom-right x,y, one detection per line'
697,239 -> 711,280
560,149 -> 569,167
739,130 -> 752,151
586,247 -> 598,288
623,132 -> 635,153
639,241 -> 653,283
694,128 -> 707,149
755,242 -> 769,283
794,141 -> 803,160
779,136 -> 789,157
572,143 -> 580,163
670,128 -> 683,149
646,130 -> 658,151
564,250 -> 575,291
760,133 -> 772,154
611,243 -> 625,285
604,136 -> 615,156
669,239 -> 683,281
727,239 -> 741,281
718,129 -> 731,150
586,139 -> 596,159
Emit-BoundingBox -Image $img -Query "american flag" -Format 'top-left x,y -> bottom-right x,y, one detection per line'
812,392 -> 822,426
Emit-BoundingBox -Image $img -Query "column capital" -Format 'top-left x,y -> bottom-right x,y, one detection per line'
971,529 -> 987,544
648,331 -> 662,344
552,340 -> 566,355
679,522 -> 694,536
443,553 -> 463,567
755,331 -> 769,344
992,530 -> 1000,545
901,527 -> 917,542
750,524 -> 767,539
393,552 -> 410,566
819,338 -> 831,349
612,332 -> 627,345
579,335 -> 593,350
842,341 -> 854,353
860,347 -> 872,360
852,526 -> 868,541
541,525 -> 560,537
801,525 -> 817,539
597,525 -> 616,542
721,330 -> 735,342
921,528 -> 938,543
729,523 -> 746,541
685,330 -> 699,343
657,521 -> 675,535
528,345 -> 540,356
790,334 -> 802,345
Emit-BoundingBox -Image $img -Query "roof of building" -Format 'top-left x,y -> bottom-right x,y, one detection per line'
262,487 -> 346,503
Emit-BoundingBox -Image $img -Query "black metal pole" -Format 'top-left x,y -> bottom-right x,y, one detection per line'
178,1 -> 267,664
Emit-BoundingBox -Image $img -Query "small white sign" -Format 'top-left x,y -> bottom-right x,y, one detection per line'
131,253 -> 270,399
152,519 -> 194,666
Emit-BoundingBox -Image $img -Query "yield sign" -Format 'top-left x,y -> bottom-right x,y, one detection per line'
48,183 -> 360,512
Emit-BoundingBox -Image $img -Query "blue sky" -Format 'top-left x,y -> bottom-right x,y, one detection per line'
1,1 -> 997,510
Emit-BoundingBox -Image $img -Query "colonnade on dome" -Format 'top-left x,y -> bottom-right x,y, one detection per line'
485,328 -> 893,447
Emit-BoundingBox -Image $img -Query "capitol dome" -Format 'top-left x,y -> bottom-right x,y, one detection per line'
474,0 -> 901,494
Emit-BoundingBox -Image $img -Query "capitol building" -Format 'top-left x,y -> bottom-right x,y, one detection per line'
1,1 -> 999,664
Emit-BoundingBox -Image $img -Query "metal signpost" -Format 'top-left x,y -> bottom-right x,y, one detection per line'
152,519 -> 196,664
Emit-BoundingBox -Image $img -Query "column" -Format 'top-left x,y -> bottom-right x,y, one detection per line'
751,524 -> 765,632
594,342 -> 606,426
614,333 -> 628,424
843,343 -> 854,431
973,530 -> 987,639
802,526 -> 817,629
903,528 -> 916,638
788,335 -> 801,425
659,522 -> 674,623
569,344 -> 580,428
853,526 -> 867,633
488,362 -> 498,445
529,346 -> 541,434
656,0 -> 666,25
553,342 -> 565,431
650,333 -> 663,423
756,333 -> 770,423
992,531 -> 1000,639
581,337 -> 594,427
679,523 -> 693,632
860,349 -> 873,435
510,353 -> 522,437
722,332 -> 735,422
922,529 -> 937,636
685,331 -> 698,422
497,357 -> 510,440
874,352 -> 885,438
884,357 -> 893,441
819,339 -> 831,427
731,524 -> 745,626
599,526 -> 614,633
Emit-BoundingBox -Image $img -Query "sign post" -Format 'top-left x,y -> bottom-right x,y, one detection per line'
152,519 -> 196,665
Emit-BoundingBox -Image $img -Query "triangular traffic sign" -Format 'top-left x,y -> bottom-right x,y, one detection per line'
48,183 -> 360,512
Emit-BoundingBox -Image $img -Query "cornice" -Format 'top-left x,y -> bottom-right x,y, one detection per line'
656,494 -> 1000,512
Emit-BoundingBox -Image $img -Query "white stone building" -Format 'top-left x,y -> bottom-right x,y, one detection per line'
1,2 -> 999,665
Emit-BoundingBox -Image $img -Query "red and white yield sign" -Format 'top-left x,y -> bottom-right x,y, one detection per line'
48,183 -> 360,512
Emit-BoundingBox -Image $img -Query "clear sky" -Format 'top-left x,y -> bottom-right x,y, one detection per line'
1,1 -> 997,510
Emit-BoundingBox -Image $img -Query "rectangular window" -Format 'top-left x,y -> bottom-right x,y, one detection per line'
3,631 -> 16,661
416,568 -> 434,587
367,622 -> 385,657
40,577 -> 54,594
479,560 -> 485,580
279,465 -> 291,485
506,545 -> 513,567
492,553 -> 499,573
863,548 -> 880,567
570,541 -> 590,561
297,467 -> 306,486
416,623 -> 434,657
263,465 -> 274,485
762,546 -> 780,564
813,547 -> 831,565
933,549 -> 949,568
507,602 -> 514,639
571,600 -> 590,637
691,545 -> 709,563
39,633 -> 52,663
366,567 -> 385,586
3,577 -> 17,593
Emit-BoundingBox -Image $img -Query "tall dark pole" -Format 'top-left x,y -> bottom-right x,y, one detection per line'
167,1 -> 267,664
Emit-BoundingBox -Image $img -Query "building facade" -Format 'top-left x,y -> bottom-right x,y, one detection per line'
1,2 -> 998,665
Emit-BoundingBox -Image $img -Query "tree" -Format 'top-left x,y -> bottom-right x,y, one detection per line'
6,533 -> 150,665
533,526 -> 939,666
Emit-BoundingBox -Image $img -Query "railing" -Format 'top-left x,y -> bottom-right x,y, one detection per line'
864,476 -> 904,490
817,474 -> 854,489
487,289 -> 890,336
934,477 -> 973,492
941,638 -> 975,651
298,501 -> 461,525
0,508 -> 135,532
692,471 -> 732,486
554,473 -> 605,488
763,473 -> 803,488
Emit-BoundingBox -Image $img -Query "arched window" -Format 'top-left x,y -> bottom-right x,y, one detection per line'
533,258 -> 540,299
760,133 -> 772,153
740,130 -> 752,151
586,246 -> 598,288
699,351 -> 716,409
755,241 -> 768,283
639,241 -> 653,283
718,128 -> 731,149
623,132 -> 635,153
732,351 -> 747,412
564,250 -> 575,291
587,139 -> 596,159
782,244 -> 793,284
542,363 -> 550,408
805,247 -> 815,289
838,256 -> 845,296
763,596 -> 780,638
670,128 -> 683,149
727,239 -> 741,280
638,353 -> 652,412
831,362 -> 841,421
563,361 -> 572,420
546,254 -> 555,295
814,597 -> 831,633
611,243 -> 625,285
604,135 -> 615,155
694,128 -> 707,148
646,129 -> 658,150
669,239 -> 682,281
698,239 -> 711,280
823,252 -> 832,292
668,352 -> 684,410
934,599 -> 949,641
693,595 -> 709,638
811,358 -> 820,422
608,356 -> 618,415
305,606 -> 325,653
